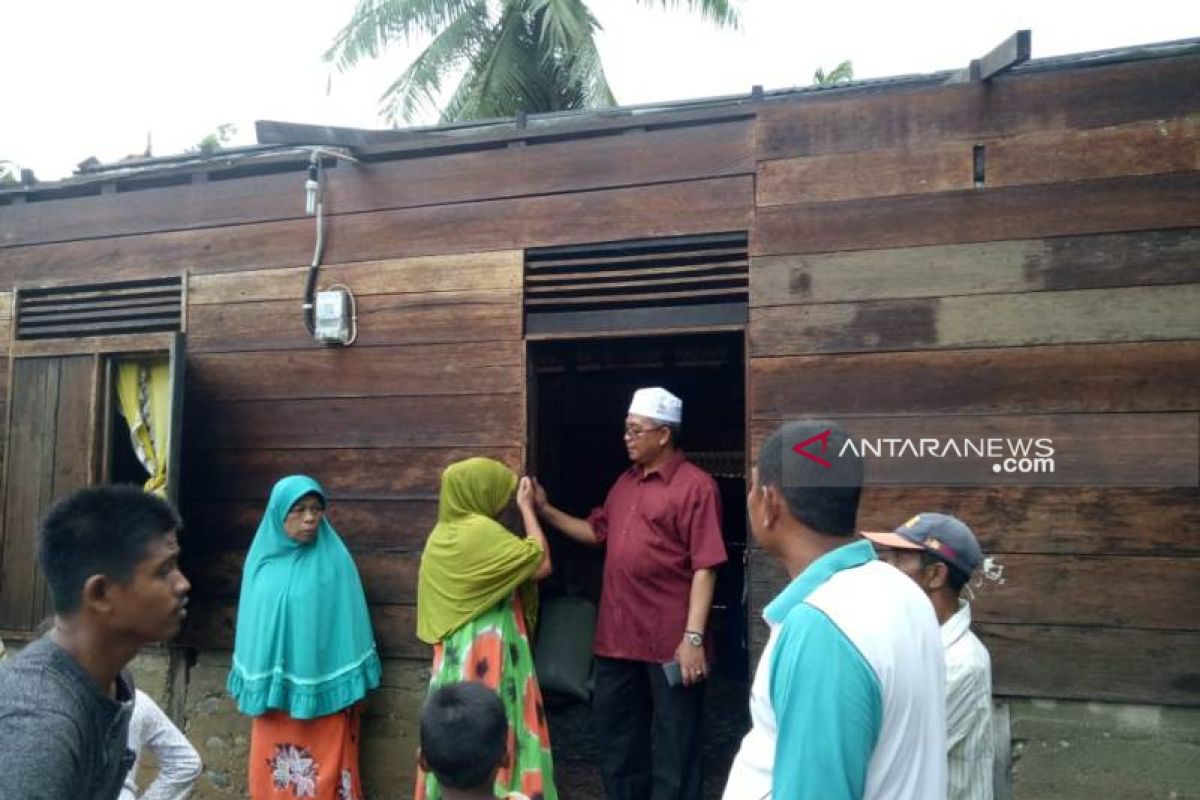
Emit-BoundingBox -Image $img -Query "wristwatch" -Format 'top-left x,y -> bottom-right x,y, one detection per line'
685,630 -> 704,647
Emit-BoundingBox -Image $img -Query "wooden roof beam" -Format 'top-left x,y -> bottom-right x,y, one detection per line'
946,30 -> 1032,84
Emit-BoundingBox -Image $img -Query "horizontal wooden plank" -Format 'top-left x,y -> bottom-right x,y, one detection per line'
0,176 -> 754,289
184,393 -> 523,450
187,252 -> 522,304
752,171 -> 1200,257
979,623 -> 1200,706
750,342 -> 1200,417
757,117 -> 1200,207
749,284 -> 1200,356
525,301 -> 747,336
757,53 -> 1200,159
179,599 -> 429,659
750,228 -> 1200,307
186,342 -> 522,401
855,486 -> 1200,557
182,498 -> 439,553
972,555 -> 1200,630
0,121 -> 753,249
987,115 -> 1200,189
188,549 -> 421,604
758,142 -> 973,205
285,106 -> 755,156
182,446 -> 522,500
187,290 -> 521,353
7,332 -> 175,358
748,549 -> 1200,630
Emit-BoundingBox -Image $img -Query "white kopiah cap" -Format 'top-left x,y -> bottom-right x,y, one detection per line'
628,387 -> 682,424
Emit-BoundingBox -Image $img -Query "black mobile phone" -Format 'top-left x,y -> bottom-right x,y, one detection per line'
662,660 -> 683,688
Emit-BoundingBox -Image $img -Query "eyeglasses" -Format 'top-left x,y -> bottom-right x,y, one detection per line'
287,502 -> 326,516
623,425 -> 665,440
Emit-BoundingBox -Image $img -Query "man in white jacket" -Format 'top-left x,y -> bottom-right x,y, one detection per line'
866,513 -> 996,800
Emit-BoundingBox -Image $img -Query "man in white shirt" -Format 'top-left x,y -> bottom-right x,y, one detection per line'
723,421 -> 946,800
865,513 -> 995,800
120,689 -> 202,800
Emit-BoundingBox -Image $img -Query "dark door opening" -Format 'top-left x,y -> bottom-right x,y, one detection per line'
529,330 -> 749,798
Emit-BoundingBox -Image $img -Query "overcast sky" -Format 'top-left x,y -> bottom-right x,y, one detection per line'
3,0 -> 1196,181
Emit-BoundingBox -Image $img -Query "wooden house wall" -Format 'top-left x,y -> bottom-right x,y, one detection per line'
1,50 -> 1197,709
0,118 -> 755,658
747,53 -> 1200,706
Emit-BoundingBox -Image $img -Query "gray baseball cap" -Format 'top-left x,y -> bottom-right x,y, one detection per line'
863,512 -> 983,577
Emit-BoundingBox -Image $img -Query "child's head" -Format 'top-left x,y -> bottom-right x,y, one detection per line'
419,681 -> 508,791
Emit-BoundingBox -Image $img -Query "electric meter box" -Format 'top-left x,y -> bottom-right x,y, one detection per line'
314,288 -> 352,345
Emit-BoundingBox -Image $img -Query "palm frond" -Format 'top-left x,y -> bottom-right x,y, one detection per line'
531,0 -> 593,58
378,0 -> 491,123
531,0 -> 614,107
325,0 -> 481,69
635,0 -> 740,29
813,60 -> 854,87
558,31 -> 615,107
441,3 -> 534,121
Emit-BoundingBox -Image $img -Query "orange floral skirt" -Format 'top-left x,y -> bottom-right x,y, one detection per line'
250,704 -> 363,800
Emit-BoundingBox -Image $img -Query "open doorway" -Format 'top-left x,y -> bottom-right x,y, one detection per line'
528,330 -> 748,797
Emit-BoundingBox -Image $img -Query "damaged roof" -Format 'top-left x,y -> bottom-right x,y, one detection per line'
3,36 -> 1197,201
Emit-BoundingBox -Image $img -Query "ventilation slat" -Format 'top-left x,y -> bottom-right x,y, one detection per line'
526,273 -> 747,296
526,247 -> 748,271
525,287 -> 748,307
20,287 -> 180,306
525,260 -> 748,284
21,299 -> 182,318
526,231 -> 746,260
18,317 -> 183,339
524,232 -> 748,320
16,276 -> 183,340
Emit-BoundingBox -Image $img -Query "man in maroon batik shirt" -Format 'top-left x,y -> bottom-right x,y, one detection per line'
533,387 -> 727,800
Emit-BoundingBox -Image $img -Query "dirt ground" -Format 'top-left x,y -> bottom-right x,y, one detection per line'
545,675 -> 750,799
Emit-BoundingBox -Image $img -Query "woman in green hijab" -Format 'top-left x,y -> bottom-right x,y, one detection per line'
415,458 -> 557,800
228,475 -> 381,800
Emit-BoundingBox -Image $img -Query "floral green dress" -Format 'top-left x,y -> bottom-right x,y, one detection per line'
415,592 -> 557,800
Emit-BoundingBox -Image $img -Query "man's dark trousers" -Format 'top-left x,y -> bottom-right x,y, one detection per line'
593,656 -> 704,800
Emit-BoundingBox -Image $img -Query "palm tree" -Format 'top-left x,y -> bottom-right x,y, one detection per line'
325,0 -> 739,125
813,60 -> 854,87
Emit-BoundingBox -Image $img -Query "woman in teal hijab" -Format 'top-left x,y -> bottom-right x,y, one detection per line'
228,475 -> 381,800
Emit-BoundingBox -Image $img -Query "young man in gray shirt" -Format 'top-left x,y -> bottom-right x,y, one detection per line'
0,485 -> 191,800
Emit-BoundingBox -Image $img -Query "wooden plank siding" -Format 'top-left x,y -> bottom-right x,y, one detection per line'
757,116 -> 1200,206
747,51 -> 1200,707
753,171 -> 1200,257
750,229 -> 1200,307
0,46 -> 1196,713
0,175 -> 752,289
0,120 -> 754,249
178,251 -> 531,656
749,284 -> 1200,357
756,53 -> 1200,160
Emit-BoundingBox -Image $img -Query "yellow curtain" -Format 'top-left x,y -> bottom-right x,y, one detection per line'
115,360 -> 172,497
